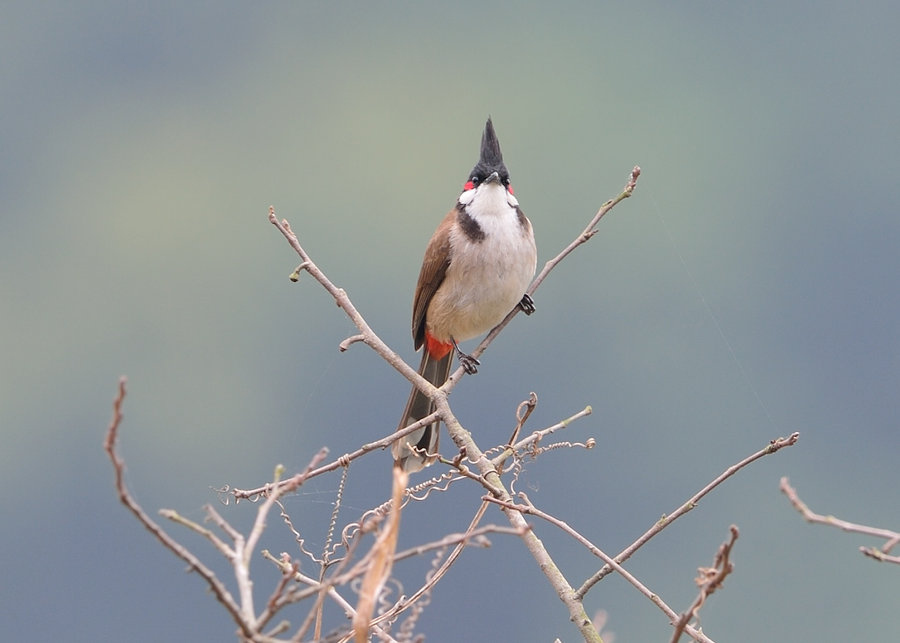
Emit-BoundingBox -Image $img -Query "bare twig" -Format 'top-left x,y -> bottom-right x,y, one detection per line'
780,477 -> 900,564
507,391 -> 538,446
159,507 -> 234,560
399,168 -> 641,643
670,525 -> 739,643
103,378 -> 253,638
353,466 -> 406,642
483,494 -> 714,643
446,166 -> 642,384
270,165 -> 640,408
229,412 -> 439,500
258,554 -> 299,632
532,165 -> 641,291
269,207 -> 425,388
382,501 -> 492,621
392,523 -> 525,561
278,501 -> 500,634
114,165 -> 638,641
433,395 -> 603,642
577,432 -> 800,598
492,405 -> 594,470
105,145 -> 809,642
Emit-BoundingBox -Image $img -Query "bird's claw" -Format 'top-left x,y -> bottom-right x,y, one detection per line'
518,293 -> 535,315
458,352 -> 480,375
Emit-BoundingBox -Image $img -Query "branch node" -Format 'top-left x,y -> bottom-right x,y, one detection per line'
339,334 -> 366,352
289,261 -> 311,282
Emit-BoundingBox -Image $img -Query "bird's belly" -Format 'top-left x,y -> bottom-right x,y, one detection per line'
426,233 -> 536,343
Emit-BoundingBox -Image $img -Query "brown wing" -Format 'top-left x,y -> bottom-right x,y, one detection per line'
411,208 -> 455,349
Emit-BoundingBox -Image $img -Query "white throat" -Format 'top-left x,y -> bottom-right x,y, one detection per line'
459,181 -> 519,217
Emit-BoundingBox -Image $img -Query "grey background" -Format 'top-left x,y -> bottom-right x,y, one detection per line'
2,2 -> 897,641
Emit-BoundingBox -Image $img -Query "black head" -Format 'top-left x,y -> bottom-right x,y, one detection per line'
466,117 -> 511,189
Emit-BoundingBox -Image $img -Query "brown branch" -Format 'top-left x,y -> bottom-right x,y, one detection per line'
392,523 -> 525,561
276,501 -> 507,632
780,477 -> 900,565
432,395 -> 603,643
670,526 -> 739,643
577,432 -> 800,598
106,163 -> 727,642
353,466 -> 406,643
269,207 -> 424,388
258,554 -> 299,632
507,391 -> 538,446
484,495 -> 714,643
531,165 -> 641,292
380,500 -> 492,622
491,405 -> 594,470
265,166 -> 642,643
270,165 -> 640,403
103,378 -> 253,638
445,166 -> 642,386
229,412 -> 439,500
418,168 -> 640,643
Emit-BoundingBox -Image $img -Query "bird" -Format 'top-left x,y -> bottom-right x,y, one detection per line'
392,118 -> 537,472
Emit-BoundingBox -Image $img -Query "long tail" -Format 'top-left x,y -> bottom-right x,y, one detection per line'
392,349 -> 453,472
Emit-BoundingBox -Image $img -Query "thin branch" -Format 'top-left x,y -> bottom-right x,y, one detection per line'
780,477 -> 900,565
264,166 -> 641,643
491,405 -> 593,469
484,495 -> 714,643
229,413 -> 439,500
577,432 -> 800,598
353,466 -> 406,642
339,334 -> 366,351
280,501 -> 500,632
159,507 -> 234,559
205,502 -> 245,542
392,523 -> 525,562
432,396 -> 602,642
258,554 -> 299,632
414,169 -> 640,643
260,554 -> 400,643
270,165 -> 640,407
532,165 -> 641,292
269,207 -> 425,388
381,501 -> 492,621
444,166 -> 642,388
507,391 -> 538,446
670,526 -> 739,643
270,519 -> 527,605
239,456 -> 330,627
103,378 -> 253,638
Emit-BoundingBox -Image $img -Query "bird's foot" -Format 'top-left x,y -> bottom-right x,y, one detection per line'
452,339 -> 480,374
518,293 -> 535,315
458,353 -> 480,374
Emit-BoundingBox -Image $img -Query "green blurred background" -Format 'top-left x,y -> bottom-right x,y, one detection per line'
2,2 -> 897,641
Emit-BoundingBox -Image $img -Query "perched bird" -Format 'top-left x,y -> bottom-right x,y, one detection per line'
392,118 -> 537,472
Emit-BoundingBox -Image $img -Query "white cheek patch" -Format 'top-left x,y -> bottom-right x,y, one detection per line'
506,192 -> 519,208
458,189 -> 475,206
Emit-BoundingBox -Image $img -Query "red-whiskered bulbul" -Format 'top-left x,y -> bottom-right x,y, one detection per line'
392,118 -> 537,472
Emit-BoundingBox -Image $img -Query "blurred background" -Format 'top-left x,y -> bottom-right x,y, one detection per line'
2,2 -> 898,641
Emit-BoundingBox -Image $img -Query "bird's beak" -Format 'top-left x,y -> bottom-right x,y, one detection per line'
484,171 -> 501,184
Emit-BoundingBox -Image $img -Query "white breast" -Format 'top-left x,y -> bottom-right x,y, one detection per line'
426,183 -> 537,343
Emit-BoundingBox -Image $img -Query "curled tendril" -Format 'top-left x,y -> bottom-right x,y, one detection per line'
532,440 -> 595,455
407,471 -> 464,501
275,497 -> 322,565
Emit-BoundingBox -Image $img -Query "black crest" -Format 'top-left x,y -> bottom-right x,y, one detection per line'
469,117 -> 509,181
